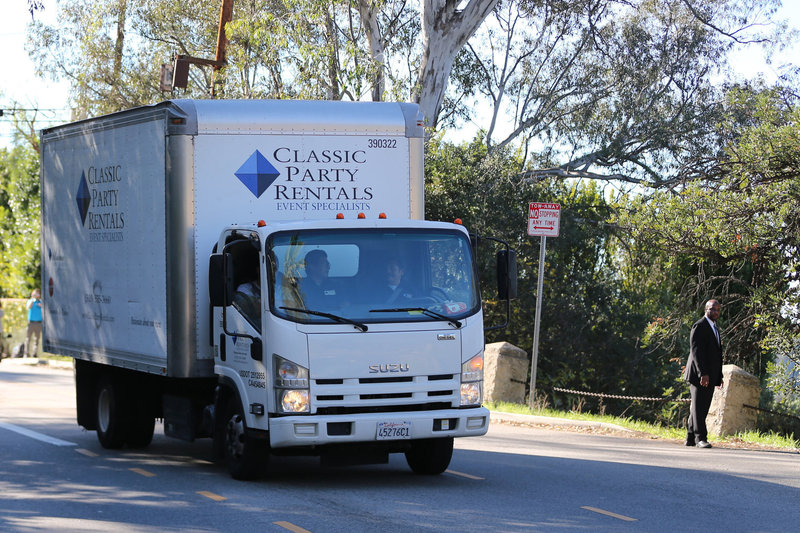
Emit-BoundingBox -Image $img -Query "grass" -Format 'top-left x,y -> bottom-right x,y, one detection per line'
485,401 -> 799,451
40,354 -> 73,362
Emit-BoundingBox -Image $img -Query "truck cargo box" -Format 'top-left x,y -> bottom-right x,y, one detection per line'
41,100 -> 425,378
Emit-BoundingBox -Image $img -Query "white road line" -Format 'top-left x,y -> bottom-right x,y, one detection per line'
581,506 -> 638,522
0,421 -> 77,446
445,469 -> 485,480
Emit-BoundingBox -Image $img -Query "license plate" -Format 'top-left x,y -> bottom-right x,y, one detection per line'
376,421 -> 412,440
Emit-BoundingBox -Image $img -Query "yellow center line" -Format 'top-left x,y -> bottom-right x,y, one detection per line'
197,490 -> 227,502
130,467 -> 156,478
581,506 -> 638,522
75,448 -> 99,457
273,521 -> 312,533
445,469 -> 484,480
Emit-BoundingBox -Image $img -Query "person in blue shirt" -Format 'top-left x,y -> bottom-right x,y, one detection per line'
26,289 -> 43,357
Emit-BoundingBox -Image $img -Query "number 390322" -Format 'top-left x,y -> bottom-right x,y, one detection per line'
368,138 -> 397,149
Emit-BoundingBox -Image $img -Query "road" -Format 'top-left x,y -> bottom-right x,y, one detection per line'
1,359 -> 798,532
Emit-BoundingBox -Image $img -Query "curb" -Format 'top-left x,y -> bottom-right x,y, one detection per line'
491,411 -> 635,434
0,357 -> 74,371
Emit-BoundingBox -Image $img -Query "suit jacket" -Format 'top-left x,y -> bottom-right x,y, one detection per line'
683,317 -> 723,387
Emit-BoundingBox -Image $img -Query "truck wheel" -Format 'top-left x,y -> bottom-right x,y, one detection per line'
96,377 -> 127,449
125,404 -> 155,448
223,400 -> 267,480
405,437 -> 453,475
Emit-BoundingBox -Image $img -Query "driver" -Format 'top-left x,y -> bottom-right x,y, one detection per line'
299,249 -> 339,308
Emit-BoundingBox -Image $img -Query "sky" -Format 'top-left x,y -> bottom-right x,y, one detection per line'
0,0 -> 71,146
1,0 -> 799,149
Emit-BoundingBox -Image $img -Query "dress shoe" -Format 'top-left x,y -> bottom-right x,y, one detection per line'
696,440 -> 712,448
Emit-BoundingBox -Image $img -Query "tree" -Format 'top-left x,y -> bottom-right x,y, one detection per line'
425,137 -> 676,416
413,0 -> 500,127
615,84 -> 800,383
222,0 -> 418,101
27,0 -> 44,16
0,144 -> 41,297
28,0 -> 218,116
454,0 -> 788,188
27,0 -> 787,137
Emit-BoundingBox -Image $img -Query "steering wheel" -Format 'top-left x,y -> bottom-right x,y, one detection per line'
428,287 -> 448,303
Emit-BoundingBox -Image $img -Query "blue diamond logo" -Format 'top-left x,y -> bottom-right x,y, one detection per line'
235,150 -> 280,198
76,171 -> 91,225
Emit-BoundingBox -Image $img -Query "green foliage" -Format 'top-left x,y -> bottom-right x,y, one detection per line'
765,359 -> 799,406
1,299 -> 30,337
615,85 -> 800,388
425,136 -> 679,418
0,145 -> 40,297
28,0 -> 421,111
29,0 -> 219,115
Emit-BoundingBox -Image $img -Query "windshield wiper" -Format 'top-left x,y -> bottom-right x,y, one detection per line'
280,306 -> 368,332
370,307 -> 462,329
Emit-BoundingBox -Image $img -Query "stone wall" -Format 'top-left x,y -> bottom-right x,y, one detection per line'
484,342 -> 529,404
708,364 -> 761,437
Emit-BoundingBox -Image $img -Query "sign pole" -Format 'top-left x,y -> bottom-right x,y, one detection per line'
529,235 -> 546,409
526,201 -> 560,410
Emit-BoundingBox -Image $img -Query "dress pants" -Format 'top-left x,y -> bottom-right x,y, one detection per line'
687,383 -> 715,442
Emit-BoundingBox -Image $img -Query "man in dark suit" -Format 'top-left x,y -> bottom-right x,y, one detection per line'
683,299 -> 724,448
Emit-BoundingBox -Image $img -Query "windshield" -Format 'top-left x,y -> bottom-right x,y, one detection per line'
269,228 -> 479,325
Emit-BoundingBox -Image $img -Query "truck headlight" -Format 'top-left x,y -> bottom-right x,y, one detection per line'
274,355 -> 309,388
274,355 -> 310,413
460,353 -> 484,406
461,382 -> 482,406
280,389 -> 310,413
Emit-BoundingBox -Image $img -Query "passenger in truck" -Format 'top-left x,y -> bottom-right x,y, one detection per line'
377,257 -> 415,304
233,261 -> 261,330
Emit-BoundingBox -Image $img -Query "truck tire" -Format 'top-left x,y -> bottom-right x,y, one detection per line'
405,437 -> 454,475
96,377 -> 127,449
223,399 -> 267,480
125,403 -> 155,449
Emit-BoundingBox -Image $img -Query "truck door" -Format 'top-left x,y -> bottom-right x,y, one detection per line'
209,234 -> 269,429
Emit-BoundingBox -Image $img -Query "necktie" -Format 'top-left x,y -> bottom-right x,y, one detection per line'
712,323 -> 720,346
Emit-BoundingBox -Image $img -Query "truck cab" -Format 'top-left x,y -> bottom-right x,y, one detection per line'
211,218 -> 494,478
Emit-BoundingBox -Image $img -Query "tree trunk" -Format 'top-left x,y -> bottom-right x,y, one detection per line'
112,0 -> 127,102
357,0 -> 386,101
415,0 -> 499,129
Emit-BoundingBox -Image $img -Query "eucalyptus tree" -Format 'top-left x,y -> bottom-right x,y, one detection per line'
452,0 -> 788,188
25,0 -> 496,123
26,0 -> 787,135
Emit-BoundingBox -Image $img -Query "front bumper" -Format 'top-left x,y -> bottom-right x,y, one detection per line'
268,406 -> 490,448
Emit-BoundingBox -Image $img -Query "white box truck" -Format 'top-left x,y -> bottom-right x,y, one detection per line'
40,99 -> 516,479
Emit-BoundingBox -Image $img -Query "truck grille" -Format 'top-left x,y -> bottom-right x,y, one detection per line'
312,374 -> 458,415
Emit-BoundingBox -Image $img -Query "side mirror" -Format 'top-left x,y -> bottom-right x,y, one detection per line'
250,338 -> 263,362
497,249 -> 518,300
209,253 -> 234,307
